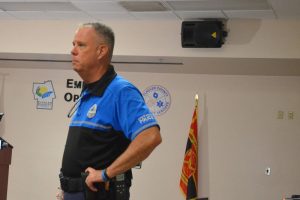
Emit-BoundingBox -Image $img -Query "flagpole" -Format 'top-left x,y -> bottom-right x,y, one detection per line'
195,93 -> 199,199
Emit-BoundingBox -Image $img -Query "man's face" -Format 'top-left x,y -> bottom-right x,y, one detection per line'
71,27 -> 100,73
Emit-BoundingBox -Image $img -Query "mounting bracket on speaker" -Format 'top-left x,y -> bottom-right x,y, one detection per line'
181,20 -> 227,48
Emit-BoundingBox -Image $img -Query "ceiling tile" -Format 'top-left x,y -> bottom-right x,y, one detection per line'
7,11 -> 52,20
7,10 -> 95,20
0,2 -> 79,11
119,1 -> 169,12
72,1 -> 127,12
131,11 -> 179,20
224,9 -> 276,19
175,10 -> 226,20
166,0 -> 271,11
0,0 -> 25,2
70,0 -> 106,1
24,0 -> 69,1
88,11 -> 136,20
46,11 -> 94,20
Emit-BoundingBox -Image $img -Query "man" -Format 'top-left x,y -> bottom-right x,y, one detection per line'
58,23 -> 162,200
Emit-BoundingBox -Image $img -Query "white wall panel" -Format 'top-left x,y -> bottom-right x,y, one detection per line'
0,66 -> 299,200
0,19 -> 299,59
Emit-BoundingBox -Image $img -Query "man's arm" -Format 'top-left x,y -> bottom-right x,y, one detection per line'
85,126 -> 161,191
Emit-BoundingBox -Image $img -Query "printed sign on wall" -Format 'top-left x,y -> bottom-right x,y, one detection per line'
32,80 -> 56,110
142,85 -> 171,116
64,79 -> 83,103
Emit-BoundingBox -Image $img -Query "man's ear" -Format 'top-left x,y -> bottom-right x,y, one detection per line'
97,45 -> 109,60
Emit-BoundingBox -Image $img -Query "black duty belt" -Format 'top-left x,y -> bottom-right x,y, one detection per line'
59,172 -> 85,193
59,171 -> 132,193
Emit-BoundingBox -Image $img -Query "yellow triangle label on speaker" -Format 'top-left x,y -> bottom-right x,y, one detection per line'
211,32 -> 217,39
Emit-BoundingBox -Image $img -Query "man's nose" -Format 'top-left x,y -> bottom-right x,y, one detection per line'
71,46 -> 77,55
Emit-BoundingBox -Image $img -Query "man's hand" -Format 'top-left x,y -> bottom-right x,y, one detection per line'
85,167 -> 102,192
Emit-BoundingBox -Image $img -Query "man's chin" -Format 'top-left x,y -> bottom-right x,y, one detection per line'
72,65 -> 81,72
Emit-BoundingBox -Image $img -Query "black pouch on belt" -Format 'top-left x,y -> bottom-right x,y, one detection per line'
81,172 -> 110,200
110,173 -> 131,200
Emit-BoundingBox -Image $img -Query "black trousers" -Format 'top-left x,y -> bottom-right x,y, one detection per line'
64,186 -> 124,200
84,181 -> 130,200
84,183 -> 113,200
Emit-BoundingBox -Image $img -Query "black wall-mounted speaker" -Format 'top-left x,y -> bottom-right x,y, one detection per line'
181,20 -> 227,48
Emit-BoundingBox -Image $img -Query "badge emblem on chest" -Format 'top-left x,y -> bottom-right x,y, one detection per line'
87,104 -> 97,118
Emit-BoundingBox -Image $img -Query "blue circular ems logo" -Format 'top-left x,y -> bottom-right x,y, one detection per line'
142,85 -> 171,116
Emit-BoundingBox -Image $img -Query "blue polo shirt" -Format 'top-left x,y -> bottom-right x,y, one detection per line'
61,66 -> 158,177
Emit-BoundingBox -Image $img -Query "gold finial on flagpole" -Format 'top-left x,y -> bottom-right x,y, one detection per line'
195,94 -> 198,107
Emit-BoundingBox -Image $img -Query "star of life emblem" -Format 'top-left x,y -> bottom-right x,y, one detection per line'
142,85 -> 171,116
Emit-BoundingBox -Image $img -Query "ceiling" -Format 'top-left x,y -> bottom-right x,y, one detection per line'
0,0 -> 299,21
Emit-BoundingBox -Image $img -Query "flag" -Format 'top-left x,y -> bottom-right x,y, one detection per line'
180,95 -> 198,200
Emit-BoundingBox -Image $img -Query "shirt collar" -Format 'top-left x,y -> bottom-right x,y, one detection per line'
82,65 -> 117,97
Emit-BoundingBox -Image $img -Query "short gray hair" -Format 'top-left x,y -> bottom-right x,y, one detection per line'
79,22 -> 115,60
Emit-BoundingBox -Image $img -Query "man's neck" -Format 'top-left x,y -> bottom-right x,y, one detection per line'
80,64 -> 109,84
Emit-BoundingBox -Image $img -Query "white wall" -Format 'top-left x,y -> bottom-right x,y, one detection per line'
0,19 -> 300,58
0,18 -> 299,200
0,65 -> 299,200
